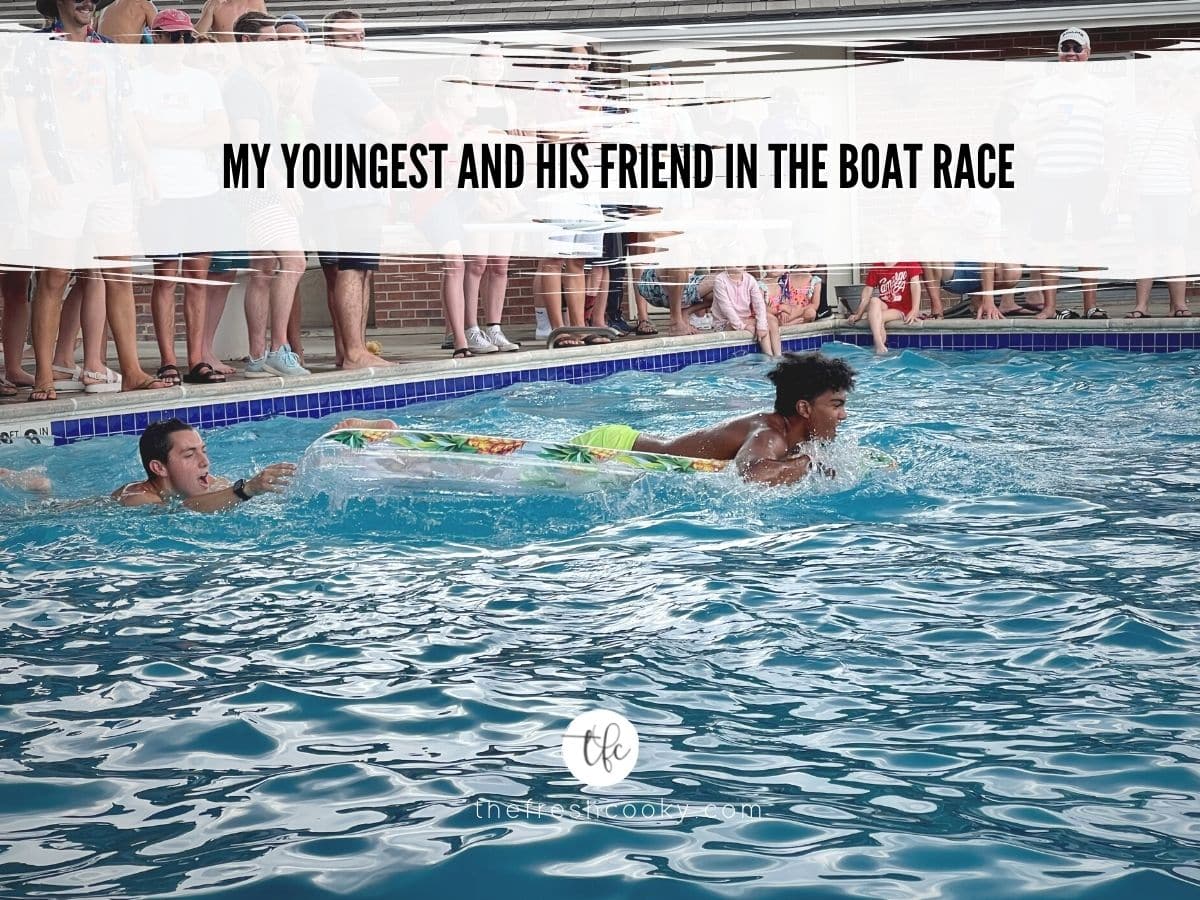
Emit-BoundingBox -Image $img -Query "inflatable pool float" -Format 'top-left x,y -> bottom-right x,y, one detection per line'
302,427 -> 897,495
303,427 -> 731,494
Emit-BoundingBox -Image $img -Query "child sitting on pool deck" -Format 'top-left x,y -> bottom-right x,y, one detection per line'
848,261 -> 923,354
712,265 -> 775,356
767,265 -> 822,329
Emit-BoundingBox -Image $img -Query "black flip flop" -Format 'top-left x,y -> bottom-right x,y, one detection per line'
182,362 -> 226,384
156,364 -> 182,387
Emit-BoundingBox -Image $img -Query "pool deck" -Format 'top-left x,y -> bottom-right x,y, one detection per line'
2,292 -> 1198,446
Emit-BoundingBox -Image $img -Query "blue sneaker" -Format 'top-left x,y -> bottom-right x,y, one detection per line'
607,314 -> 634,335
264,344 -> 310,377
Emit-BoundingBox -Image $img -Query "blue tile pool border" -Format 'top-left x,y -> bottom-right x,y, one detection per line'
20,328 -> 1200,446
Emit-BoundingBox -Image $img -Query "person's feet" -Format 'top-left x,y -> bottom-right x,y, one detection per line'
607,315 -> 634,335
81,368 -> 122,393
873,343 -> 888,355
122,369 -> 172,392
341,351 -> 392,370
203,358 -> 236,376
1033,306 -> 1057,319
5,367 -> 34,387
156,364 -> 182,387
667,319 -> 699,336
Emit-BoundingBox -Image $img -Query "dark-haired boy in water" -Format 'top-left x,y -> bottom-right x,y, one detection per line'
337,351 -> 855,486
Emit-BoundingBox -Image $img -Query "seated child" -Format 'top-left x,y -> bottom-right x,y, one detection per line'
713,265 -> 776,356
848,261 -> 923,354
768,265 -> 822,327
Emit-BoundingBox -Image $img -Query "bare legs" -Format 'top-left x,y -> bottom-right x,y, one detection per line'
480,256 -> 509,327
441,253 -> 469,352
246,251 -> 306,359
1,270 -> 32,386
534,258 -> 564,331
100,265 -> 168,392
333,267 -> 388,369
30,268 -> 72,399
1035,270 -> 1098,319
1132,278 -> 1189,316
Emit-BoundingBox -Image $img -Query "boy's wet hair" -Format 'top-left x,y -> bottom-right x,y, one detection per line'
768,352 -> 856,415
140,419 -> 192,478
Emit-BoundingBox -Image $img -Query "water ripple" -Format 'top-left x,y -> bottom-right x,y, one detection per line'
2,349 -> 1199,897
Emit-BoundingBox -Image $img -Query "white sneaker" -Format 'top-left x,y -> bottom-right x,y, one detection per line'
264,344 -> 311,377
689,313 -> 714,330
465,326 -> 499,354
485,324 -> 520,352
244,355 -> 273,378
534,307 -> 551,340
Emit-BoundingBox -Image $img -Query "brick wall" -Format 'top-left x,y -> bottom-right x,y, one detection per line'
131,256 -> 541,341
371,258 -> 538,331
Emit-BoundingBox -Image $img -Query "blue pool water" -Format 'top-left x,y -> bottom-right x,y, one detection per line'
2,345 -> 1200,898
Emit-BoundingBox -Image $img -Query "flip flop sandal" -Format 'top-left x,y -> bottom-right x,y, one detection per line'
182,363 -> 226,385
1172,308 -> 1192,317
28,385 -> 57,402
1055,309 -> 1081,319
129,376 -> 170,391
634,319 -> 658,335
452,347 -> 473,358
1085,307 -> 1108,319
551,335 -> 585,348
1124,310 -> 1149,319
83,368 -> 122,394
156,364 -> 183,386
583,334 -> 612,345
0,378 -> 17,398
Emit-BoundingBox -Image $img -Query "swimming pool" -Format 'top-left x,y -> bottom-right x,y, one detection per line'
2,344 -> 1199,898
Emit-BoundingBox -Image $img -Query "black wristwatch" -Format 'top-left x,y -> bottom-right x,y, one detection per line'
231,478 -> 252,501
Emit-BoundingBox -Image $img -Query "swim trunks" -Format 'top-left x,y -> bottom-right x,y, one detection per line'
941,263 -> 983,297
571,423 -> 640,451
636,269 -> 706,308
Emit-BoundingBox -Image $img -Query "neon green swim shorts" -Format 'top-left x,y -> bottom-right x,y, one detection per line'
571,423 -> 640,451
